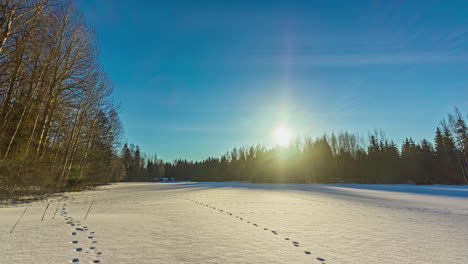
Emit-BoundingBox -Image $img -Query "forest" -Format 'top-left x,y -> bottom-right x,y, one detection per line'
165,109 -> 468,185
0,0 -> 124,199
1,1 -> 467,202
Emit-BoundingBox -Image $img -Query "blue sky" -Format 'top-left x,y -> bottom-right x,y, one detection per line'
77,0 -> 468,161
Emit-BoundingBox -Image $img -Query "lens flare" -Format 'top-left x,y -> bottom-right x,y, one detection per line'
272,126 -> 294,147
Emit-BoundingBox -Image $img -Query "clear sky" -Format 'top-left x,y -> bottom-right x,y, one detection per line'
77,0 -> 468,161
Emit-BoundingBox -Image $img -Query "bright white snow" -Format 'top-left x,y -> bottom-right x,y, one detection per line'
1,182 -> 467,264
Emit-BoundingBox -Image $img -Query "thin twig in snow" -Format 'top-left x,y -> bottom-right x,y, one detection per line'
10,207 -> 28,233
84,200 -> 95,220
41,203 -> 49,221
52,204 -> 59,219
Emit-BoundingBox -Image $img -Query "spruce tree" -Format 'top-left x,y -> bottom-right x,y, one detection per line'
121,144 -> 132,181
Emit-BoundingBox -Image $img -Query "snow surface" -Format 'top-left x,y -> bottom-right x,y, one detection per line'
1,182 -> 468,264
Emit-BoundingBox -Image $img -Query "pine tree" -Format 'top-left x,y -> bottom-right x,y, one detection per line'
367,135 -> 381,183
442,127 -> 457,154
434,127 -> 444,155
419,139 -> 435,184
121,144 -> 132,181
435,126 -> 463,184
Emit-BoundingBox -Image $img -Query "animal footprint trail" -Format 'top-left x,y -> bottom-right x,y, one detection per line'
60,207 -> 103,264
184,197 -> 327,263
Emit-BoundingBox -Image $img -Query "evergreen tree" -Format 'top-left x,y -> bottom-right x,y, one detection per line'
162,109 -> 467,186
121,144 -> 132,179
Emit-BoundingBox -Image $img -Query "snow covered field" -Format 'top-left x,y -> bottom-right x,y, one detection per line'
1,182 -> 468,264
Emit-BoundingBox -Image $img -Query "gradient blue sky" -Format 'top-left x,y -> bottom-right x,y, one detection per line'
77,0 -> 468,161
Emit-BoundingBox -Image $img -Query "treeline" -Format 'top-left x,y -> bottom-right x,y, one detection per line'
166,109 -> 468,185
0,0 -> 124,199
120,143 -> 165,182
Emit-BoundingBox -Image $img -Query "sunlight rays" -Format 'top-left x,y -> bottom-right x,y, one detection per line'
272,125 -> 295,147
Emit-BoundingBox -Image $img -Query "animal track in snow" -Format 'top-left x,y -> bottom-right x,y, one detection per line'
61,208 -> 102,264
185,197 -> 328,263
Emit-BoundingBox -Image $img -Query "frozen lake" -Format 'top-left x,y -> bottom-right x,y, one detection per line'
1,182 -> 468,263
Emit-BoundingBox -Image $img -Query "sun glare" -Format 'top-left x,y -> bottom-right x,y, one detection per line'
272,126 -> 294,147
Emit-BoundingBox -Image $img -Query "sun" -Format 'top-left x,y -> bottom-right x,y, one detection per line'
272,125 -> 294,147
